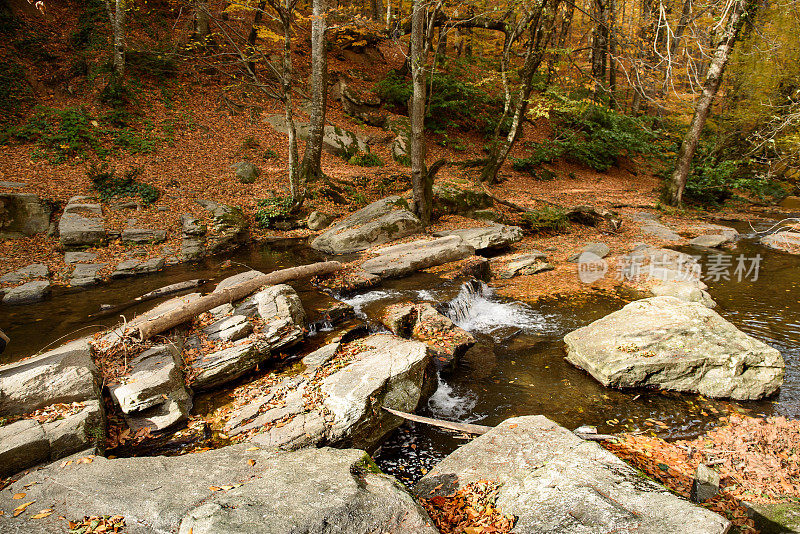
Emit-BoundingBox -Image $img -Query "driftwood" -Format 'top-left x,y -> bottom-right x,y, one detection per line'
383,407 -> 492,435
133,261 -> 343,341
89,279 -> 206,320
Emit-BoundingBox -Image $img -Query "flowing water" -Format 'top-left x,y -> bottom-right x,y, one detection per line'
1,222 -> 798,484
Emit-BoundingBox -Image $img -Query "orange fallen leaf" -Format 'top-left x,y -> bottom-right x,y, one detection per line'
30,509 -> 53,519
208,486 -> 222,492
248,459 -> 256,466
12,493 -> 26,500
509,424 -> 518,429
13,501 -> 34,517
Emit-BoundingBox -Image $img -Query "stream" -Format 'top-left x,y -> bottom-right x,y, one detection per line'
1,221 -> 798,486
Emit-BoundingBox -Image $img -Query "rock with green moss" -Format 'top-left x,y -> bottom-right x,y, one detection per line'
265,114 -> 367,158
196,199 -> 248,255
0,193 -> 53,238
311,196 -> 423,254
433,183 -> 493,217
231,161 -> 260,184
745,500 -> 800,534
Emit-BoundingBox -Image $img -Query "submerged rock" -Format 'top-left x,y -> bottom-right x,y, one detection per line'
434,223 -> 523,251
361,235 -> 474,279
310,196 -> 423,254
414,415 -> 730,534
0,445 -> 437,534
564,296 -> 785,400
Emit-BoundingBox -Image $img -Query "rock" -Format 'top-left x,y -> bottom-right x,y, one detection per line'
434,223 -> 523,251
390,133 -> 409,163
181,213 -> 207,261
499,251 -> 551,279
301,341 -> 341,371
311,196 -> 423,254
0,445 -> 437,534
361,235 -> 474,279
196,200 -> 249,254
381,302 -> 475,368
59,213 -> 105,247
691,464 -> 720,503
64,251 -> 97,264
70,263 -> 105,287
182,214 -> 207,236
566,205 -> 621,230
111,257 -> 165,278
306,210 -> 333,230
0,419 -> 49,478
0,338 -> 99,416
569,242 -> 610,262
651,280 -> 716,308
641,221 -> 685,242
686,222 -> 738,241
432,183 -> 493,217
255,284 -> 307,350
690,234 -> 731,248
232,161 -> 260,184
0,181 -> 26,189
265,114 -> 368,157
563,296 -> 785,400
109,345 -> 186,414
125,388 -> 191,433
1,280 -> 51,305
122,228 -> 167,244
191,340 -> 271,391
0,193 -> 53,238
0,263 -> 50,283
63,201 -> 102,216
472,208 -> 502,222
744,501 -> 800,534
761,231 -> 800,254
204,315 -> 253,342
42,400 -> 104,460
414,415 -> 730,534
622,246 -> 704,285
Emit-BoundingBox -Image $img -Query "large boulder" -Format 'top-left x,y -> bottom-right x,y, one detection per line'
432,183 -> 493,217
0,193 -> 52,238
1,280 -> 51,305
311,196 -> 423,254
0,338 -> 99,416
414,415 -> 730,534
0,445 -> 437,534
266,114 -> 368,158
361,235 -> 474,278
564,296 -> 785,400
761,231 -> 800,254
434,223 -> 523,251
196,199 -> 248,255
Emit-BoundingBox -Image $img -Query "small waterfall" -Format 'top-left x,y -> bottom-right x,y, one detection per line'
427,373 -> 481,423
442,279 -> 555,337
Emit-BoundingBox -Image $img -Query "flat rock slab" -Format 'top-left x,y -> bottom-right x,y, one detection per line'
122,228 -> 167,244
109,345 -> 186,414
414,415 -> 730,534
1,280 -> 51,304
191,340 -> 271,391
650,280 -> 716,308
59,213 -> 105,247
498,251 -> 551,279
0,338 -> 98,416
70,263 -> 105,287
569,242 -> 610,262
111,257 -> 165,278
641,222 -> 685,242
0,263 -> 50,283
0,400 -> 103,478
690,234 -> 733,248
564,296 -> 785,400
361,235 -> 475,279
434,223 -> 523,251
0,445 -> 437,534
311,196 -> 423,254
64,251 -> 98,264
761,231 -> 800,254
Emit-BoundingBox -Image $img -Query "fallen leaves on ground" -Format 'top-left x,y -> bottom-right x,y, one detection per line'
604,415 -> 800,533
420,480 -> 515,534
68,515 -> 126,533
12,501 -> 34,517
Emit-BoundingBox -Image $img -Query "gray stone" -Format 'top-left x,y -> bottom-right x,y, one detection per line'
569,242 -> 611,262
623,246 -> 704,286
744,501 -> 800,534
182,214 -> 207,236
254,284 -> 307,350
651,280 -> 716,308
64,202 -> 102,216
435,223 -> 523,251
70,263 -> 105,287
64,251 -> 97,264
181,236 -> 205,261
390,133 -> 408,163
122,228 -> 167,244
111,257 -> 165,278
191,340 -> 271,391
414,415 -> 730,534
0,419 -> 49,478
0,446 -> 437,534
641,222 -> 685,242
687,223 -> 738,241
59,213 -> 105,247
0,181 -> 25,189
307,210 -> 333,230
1,280 -> 51,305
196,200 -> 249,254
691,464 -> 720,503
231,161 -> 259,184
109,345 -> 186,414
203,315 -> 253,342
265,114 -> 368,158
630,211 -> 660,222
761,231 -> 800,254
472,208 -> 502,222
432,183 -> 493,217
499,251 -> 552,279
361,235 -> 474,279
124,388 -> 191,433
0,263 -> 50,283
215,270 -> 265,293
0,338 -> 99,416
301,341 -> 341,371
0,193 -> 52,238
690,234 -> 732,248
311,196 -> 423,254
564,296 -> 785,400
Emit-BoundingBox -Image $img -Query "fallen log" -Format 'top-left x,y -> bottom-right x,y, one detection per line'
383,407 -> 492,435
133,261 -> 343,341
89,279 -> 207,320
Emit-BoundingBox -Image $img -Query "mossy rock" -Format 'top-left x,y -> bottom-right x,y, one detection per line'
432,182 -> 493,217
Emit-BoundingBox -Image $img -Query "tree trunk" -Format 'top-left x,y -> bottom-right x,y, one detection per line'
409,0 -> 431,225
608,0 -> 617,108
299,0 -> 328,184
667,0 -> 747,206
247,1 -> 267,74
591,0 -> 609,101
280,0 -> 302,204
133,262 -> 343,341
196,0 -> 210,38
370,0 -> 381,20
105,0 -> 126,76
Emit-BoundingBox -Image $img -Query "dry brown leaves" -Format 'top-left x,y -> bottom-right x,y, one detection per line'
68,515 -> 126,533
420,480 -> 516,534
605,415 -> 800,533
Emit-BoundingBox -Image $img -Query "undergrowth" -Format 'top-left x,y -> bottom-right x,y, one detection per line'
89,163 -> 160,205
255,196 -> 294,227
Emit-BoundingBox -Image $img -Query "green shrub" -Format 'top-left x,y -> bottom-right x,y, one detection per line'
89,164 -> 160,205
519,207 -> 569,233
0,60 -> 33,126
262,148 -> 278,160
348,151 -> 384,167
70,0 -> 106,50
512,142 -> 564,174
255,196 -> 294,227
